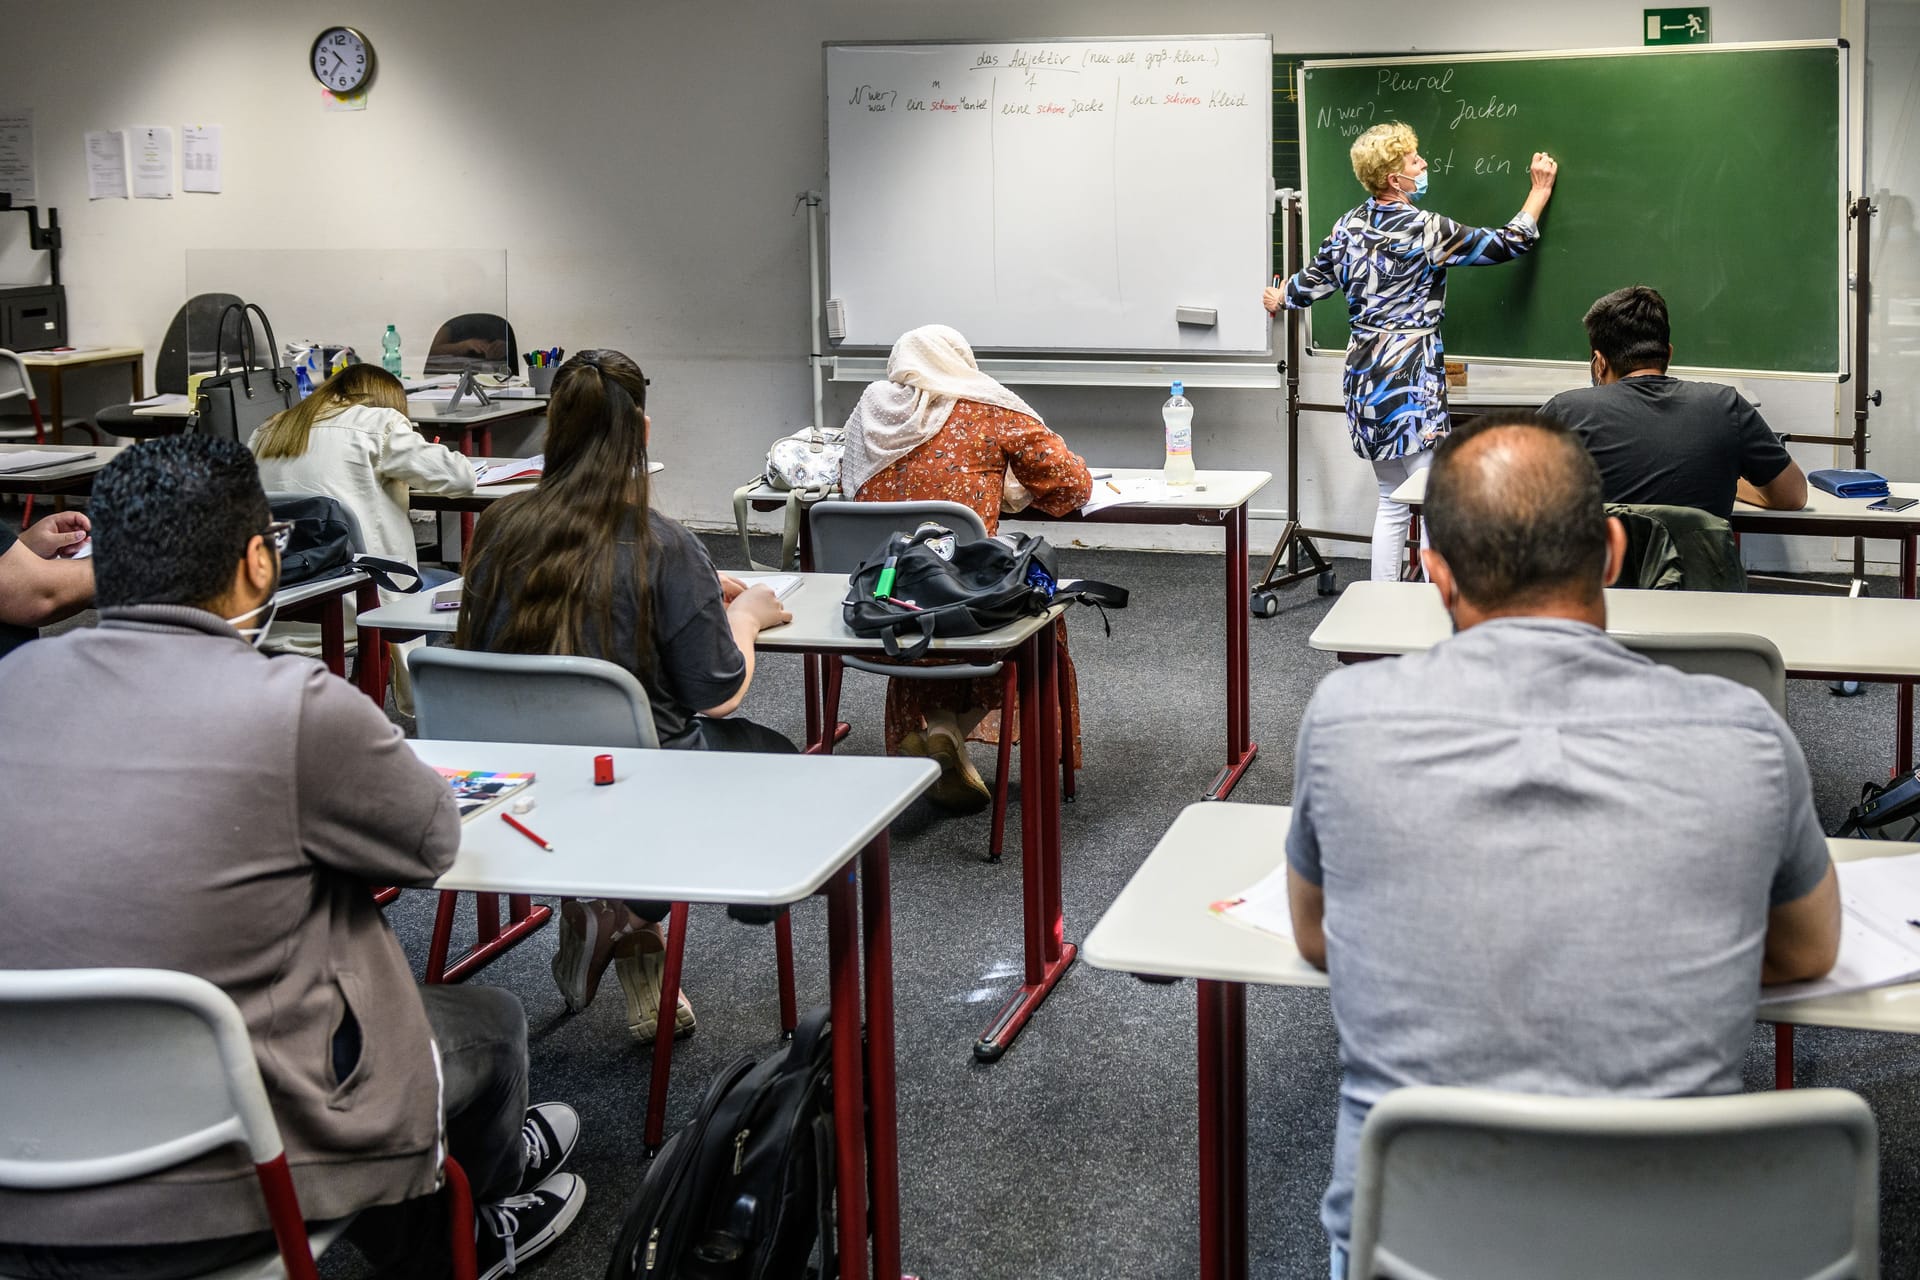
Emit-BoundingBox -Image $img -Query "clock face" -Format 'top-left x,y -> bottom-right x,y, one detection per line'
311,27 -> 373,94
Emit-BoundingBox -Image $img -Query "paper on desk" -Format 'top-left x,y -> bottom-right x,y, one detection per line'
1081,475 -> 1167,515
181,124 -> 221,193
0,449 -> 90,474
1760,855 -> 1920,1004
476,454 -> 544,486
130,126 -> 172,199
0,109 -> 35,204
85,130 -> 127,200
1211,862 -> 1295,942
736,574 -> 802,601
409,387 -> 462,402
129,393 -> 188,408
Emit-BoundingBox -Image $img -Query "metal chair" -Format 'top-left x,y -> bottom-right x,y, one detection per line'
808,498 -> 1072,861
0,967 -> 477,1280
1619,630 -> 1788,717
408,647 -> 799,1153
1348,1085 -> 1878,1280
94,293 -> 252,441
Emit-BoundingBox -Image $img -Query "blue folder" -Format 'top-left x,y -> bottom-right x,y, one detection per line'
1808,468 -> 1890,499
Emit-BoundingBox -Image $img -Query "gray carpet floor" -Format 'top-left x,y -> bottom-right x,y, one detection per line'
313,536 -> 1920,1279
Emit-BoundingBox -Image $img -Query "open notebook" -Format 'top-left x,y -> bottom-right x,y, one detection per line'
1761,853 -> 1920,1004
436,768 -> 534,822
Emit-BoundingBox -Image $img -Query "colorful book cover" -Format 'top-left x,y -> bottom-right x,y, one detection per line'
436,768 -> 535,822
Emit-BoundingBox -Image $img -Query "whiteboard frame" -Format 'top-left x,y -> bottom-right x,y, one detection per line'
1295,39 -> 1851,382
823,34 -> 1277,360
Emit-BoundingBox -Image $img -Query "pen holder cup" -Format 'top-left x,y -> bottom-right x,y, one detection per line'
527,364 -> 558,395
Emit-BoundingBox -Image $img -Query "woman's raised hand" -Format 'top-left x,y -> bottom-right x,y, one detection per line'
1529,152 -> 1558,190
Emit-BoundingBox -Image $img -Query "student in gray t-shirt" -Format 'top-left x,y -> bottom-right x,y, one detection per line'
1284,412 -> 1840,1274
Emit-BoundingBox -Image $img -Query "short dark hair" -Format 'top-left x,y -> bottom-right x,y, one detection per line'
92,435 -> 271,609
1425,412 -> 1609,610
1582,285 -> 1670,374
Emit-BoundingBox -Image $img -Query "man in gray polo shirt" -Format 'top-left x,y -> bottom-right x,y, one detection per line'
1285,412 -> 1840,1277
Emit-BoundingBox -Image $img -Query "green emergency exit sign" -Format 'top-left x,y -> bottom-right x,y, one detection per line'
1644,8 -> 1711,44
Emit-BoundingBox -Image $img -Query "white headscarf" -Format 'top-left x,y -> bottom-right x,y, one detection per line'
839,325 -> 1044,496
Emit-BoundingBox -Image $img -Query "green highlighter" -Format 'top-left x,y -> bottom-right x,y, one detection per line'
874,554 -> 899,599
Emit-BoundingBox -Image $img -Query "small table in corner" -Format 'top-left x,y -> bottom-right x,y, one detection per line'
21,346 -> 143,442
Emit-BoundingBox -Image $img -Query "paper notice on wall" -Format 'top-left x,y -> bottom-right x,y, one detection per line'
130,125 -> 173,199
0,109 -> 35,203
85,130 -> 128,199
182,124 -> 222,193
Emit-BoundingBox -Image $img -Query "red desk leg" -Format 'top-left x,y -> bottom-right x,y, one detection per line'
861,834 -> 904,1280
1197,979 -> 1250,1280
319,597 -> 347,678
1904,534 -> 1917,600
355,582 -> 386,704
1206,504 -> 1259,800
974,626 -> 1076,1062
825,861 -> 871,1280
1775,1023 -> 1796,1090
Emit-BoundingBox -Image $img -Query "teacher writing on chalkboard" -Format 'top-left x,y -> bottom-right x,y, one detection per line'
1263,121 -> 1558,581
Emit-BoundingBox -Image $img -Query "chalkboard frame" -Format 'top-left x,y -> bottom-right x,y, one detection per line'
1296,40 -> 1851,381
822,34 -> 1278,358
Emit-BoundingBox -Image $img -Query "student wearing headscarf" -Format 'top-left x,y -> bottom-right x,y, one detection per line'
843,325 -> 1092,810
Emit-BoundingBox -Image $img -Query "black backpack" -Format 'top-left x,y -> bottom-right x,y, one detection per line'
606,1009 -> 839,1280
267,494 -> 422,592
1836,769 -> 1920,840
842,523 -> 1127,659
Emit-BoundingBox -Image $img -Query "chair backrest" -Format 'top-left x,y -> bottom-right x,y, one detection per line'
410,648 -> 660,749
163,292 -> 252,394
423,313 -> 519,375
1348,1085 -> 1878,1280
0,967 -> 284,1190
807,498 -> 990,574
0,348 -> 34,408
1619,630 -> 1788,717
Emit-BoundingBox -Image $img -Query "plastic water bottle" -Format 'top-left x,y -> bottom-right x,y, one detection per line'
1163,381 -> 1196,486
382,325 -> 402,377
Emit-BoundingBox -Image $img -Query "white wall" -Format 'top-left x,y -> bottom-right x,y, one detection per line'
0,0 -> 1856,565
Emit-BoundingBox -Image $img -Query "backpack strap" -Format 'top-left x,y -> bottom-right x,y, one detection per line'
349,554 -> 425,594
877,611 -> 939,661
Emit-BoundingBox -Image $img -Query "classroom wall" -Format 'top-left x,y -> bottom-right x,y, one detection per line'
0,0 -> 1858,569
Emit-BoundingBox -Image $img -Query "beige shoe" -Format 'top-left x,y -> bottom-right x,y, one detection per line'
612,923 -> 697,1044
551,897 -> 634,1014
918,721 -> 992,814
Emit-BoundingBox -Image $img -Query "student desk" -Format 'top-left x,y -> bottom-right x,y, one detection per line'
271,570 -> 376,685
409,738 -> 936,1280
1389,467 -> 1920,598
1081,800 -> 1920,1280
130,396 -> 546,456
0,442 -> 126,498
362,573 -> 1079,1064
741,467 -> 1274,800
22,346 -> 143,440
1310,579 -> 1920,773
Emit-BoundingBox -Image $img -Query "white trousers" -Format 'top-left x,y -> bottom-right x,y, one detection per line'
1369,449 -> 1433,582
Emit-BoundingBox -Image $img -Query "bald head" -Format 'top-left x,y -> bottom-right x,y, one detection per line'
1424,413 -> 1610,612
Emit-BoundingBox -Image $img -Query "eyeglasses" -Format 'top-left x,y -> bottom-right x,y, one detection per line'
264,520 -> 294,554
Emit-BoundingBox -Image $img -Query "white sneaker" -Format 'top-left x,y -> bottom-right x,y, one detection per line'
476,1171 -> 586,1279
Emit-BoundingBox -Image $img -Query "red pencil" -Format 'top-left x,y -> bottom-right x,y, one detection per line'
501,812 -> 554,851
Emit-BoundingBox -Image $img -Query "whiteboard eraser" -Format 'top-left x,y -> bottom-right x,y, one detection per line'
826,299 -> 847,341
1175,307 -> 1218,328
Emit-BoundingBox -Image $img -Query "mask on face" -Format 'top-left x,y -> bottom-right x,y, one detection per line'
1590,356 -> 1604,387
225,544 -> 283,650
1398,169 -> 1428,201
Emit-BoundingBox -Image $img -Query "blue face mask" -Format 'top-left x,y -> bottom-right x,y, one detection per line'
1403,170 -> 1428,201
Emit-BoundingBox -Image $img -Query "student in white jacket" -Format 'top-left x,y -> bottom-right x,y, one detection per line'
250,363 -> 475,709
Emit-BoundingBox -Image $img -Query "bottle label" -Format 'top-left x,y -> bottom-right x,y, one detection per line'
1166,425 -> 1192,454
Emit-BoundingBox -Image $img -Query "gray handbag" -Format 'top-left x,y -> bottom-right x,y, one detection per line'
192,301 -> 296,443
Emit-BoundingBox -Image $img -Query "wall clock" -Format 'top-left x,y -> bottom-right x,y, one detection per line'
311,27 -> 374,94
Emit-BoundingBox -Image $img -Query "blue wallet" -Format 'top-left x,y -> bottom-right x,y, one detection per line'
1808,468 -> 1890,499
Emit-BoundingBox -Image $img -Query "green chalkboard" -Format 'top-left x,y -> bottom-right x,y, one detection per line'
1298,44 -> 1845,376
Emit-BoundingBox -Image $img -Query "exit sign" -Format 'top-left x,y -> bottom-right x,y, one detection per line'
1645,8 -> 1711,44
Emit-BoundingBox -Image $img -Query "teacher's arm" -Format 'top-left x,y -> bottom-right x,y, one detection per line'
1266,229 -> 1347,315
1423,152 -> 1558,268
1518,151 -> 1558,224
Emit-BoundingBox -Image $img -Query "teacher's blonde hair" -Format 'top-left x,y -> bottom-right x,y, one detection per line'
1350,122 -> 1419,197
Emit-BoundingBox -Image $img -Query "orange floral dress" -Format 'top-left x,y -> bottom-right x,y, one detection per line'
855,400 -> 1094,765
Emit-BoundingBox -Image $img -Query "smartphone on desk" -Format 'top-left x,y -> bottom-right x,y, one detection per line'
431,587 -> 462,611
1869,495 -> 1918,512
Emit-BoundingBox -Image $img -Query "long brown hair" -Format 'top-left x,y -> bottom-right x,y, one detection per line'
251,363 -> 410,458
456,349 -> 656,675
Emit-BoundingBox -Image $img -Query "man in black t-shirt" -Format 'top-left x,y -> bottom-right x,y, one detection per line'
0,510 -> 94,659
1541,286 -> 1808,521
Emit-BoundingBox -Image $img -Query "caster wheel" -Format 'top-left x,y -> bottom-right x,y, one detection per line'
1830,680 -> 1865,697
1250,589 -> 1281,618
1316,570 -> 1337,596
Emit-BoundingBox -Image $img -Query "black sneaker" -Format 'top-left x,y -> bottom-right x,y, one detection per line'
516,1101 -> 580,1195
477,1171 -> 586,1280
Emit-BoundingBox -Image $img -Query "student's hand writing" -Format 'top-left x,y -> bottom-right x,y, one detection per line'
1529,152 -> 1558,190
21,510 -> 91,559
728,584 -> 790,632
718,572 -> 747,604
1262,287 -> 1283,315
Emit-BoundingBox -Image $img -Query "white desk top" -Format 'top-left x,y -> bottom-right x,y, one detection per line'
273,570 -> 368,610
360,572 -> 1060,656
20,346 -> 142,366
412,739 -> 937,904
741,466 -> 1272,515
1308,580 -> 1920,679
1082,801 -> 1920,1035
1389,467 -> 1920,532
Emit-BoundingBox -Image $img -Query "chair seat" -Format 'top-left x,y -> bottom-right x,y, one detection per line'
841,654 -> 1003,680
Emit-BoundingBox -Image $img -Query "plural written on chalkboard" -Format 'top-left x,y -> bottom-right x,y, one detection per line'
1306,65 -> 1523,175
843,43 -> 1253,118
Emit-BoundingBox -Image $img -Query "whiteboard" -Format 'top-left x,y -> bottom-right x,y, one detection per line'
825,36 -> 1274,355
